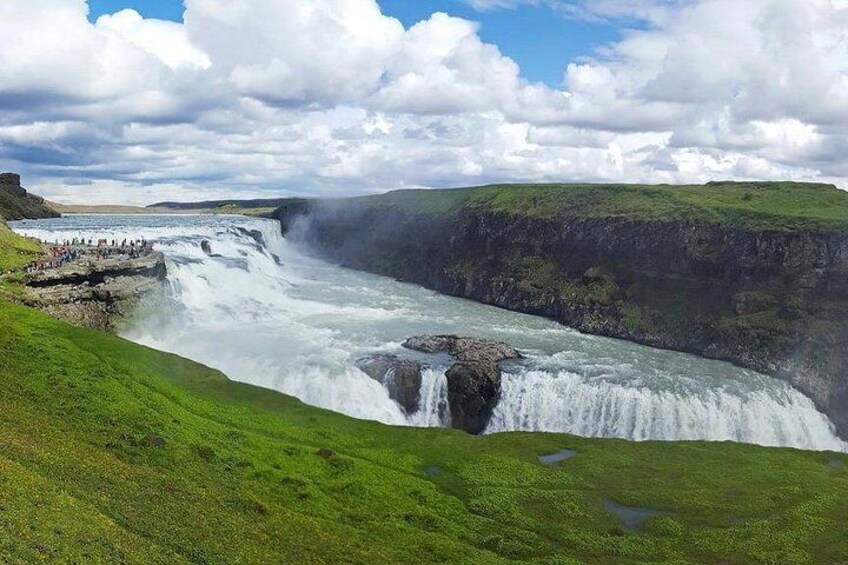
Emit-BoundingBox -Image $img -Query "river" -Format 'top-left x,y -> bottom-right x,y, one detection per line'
11,214 -> 846,452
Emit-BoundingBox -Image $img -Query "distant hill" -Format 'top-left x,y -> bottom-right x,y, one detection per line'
48,199 -> 283,217
149,198 -> 292,211
0,173 -> 59,220
49,202 -> 203,215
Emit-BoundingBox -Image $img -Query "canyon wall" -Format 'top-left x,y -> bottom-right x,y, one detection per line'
0,173 -> 59,220
271,184 -> 848,438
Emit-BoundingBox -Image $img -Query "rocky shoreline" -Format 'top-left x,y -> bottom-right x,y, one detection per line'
20,251 -> 167,332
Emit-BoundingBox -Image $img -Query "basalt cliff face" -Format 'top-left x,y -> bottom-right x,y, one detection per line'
0,173 -> 59,220
272,183 -> 848,439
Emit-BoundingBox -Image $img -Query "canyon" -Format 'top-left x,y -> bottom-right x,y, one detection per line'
271,182 -> 848,438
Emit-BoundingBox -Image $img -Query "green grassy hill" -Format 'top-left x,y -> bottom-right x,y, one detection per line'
1,225 -> 847,563
349,181 -> 848,231
0,223 -> 41,275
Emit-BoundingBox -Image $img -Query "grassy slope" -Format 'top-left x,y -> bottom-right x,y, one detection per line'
0,223 -> 41,274
0,187 -> 51,277
0,228 -> 847,563
356,182 -> 848,231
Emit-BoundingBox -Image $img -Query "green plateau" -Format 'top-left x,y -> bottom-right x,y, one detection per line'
350,181 -> 848,231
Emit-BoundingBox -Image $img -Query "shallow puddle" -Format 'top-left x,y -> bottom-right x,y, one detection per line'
828,458 -> 845,469
538,450 -> 577,466
604,501 -> 670,532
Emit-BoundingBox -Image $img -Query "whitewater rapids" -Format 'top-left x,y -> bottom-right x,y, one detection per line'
11,214 -> 847,452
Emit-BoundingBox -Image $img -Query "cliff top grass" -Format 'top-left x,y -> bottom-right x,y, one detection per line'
0,219 -> 847,563
352,181 -> 848,231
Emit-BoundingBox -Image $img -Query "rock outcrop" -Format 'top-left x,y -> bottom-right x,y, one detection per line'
403,335 -> 520,434
355,335 -> 520,432
0,173 -> 59,220
272,184 -> 848,439
233,226 -> 266,247
22,252 -> 167,332
355,354 -> 422,414
443,362 -> 502,435
403,335 -> 520,365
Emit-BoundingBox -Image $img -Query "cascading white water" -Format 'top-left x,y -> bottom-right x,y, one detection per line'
488,370 -> 846,450
409,369 -> 451,427
10,214 -> 847,452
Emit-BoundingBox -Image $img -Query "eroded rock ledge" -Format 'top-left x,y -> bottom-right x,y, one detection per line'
355,354 -> 423,415
21,252 -> 166,332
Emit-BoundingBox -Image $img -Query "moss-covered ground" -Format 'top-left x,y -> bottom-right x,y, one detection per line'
5,299 -> 848,564
358,181 -> 848,231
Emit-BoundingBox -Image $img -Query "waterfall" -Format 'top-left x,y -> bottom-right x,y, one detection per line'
409,369 -> 451,427
487,369 -> 847,452
10,214 -> 847,452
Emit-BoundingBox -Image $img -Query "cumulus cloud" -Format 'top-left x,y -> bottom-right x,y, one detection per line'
185,0 -> 404,106
96,9 -> 211,70
0,0 -> 846,204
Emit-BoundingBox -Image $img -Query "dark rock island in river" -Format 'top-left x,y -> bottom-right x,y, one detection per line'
355,354 -> 423,415
358,335 -> 520,433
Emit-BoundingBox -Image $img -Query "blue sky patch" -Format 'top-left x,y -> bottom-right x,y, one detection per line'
86,0 -> 618,86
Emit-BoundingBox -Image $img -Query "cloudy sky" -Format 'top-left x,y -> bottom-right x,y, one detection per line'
2,0 -> 847,205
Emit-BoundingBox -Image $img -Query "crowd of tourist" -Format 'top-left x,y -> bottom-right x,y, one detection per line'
21,237 -> 155,274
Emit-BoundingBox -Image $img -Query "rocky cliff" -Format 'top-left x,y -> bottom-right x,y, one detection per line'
0,173 -> 59,220
21,252 -> 167,332
271,182 -> 848,439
